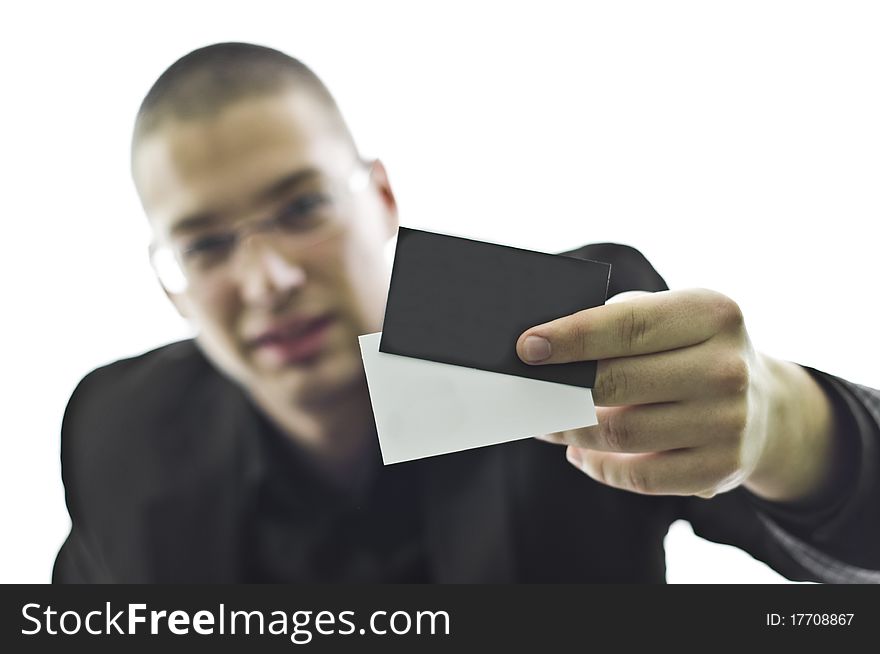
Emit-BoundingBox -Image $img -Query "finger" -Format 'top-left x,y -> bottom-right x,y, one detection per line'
590,340 -> 750,406
551,401 -> 742,453
566,445 -> 739,496
516,288 -> 743,364
534,432 -> 567,445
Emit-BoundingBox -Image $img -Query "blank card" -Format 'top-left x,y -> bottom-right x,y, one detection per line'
359,332 -> 597,464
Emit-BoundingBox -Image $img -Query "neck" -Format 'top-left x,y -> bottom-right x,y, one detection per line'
248,371 -> 378,480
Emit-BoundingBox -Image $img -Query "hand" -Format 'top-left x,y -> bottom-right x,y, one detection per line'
516,288 -> 839,501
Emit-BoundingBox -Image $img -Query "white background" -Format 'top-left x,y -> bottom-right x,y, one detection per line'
1,0 -> 878,583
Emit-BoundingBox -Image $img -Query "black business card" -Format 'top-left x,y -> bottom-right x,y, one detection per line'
379,227 -> 611,388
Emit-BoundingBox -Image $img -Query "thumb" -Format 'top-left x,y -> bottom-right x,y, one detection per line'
605,290 -> 653,305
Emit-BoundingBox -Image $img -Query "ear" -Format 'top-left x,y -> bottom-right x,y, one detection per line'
368,159 -> 399,238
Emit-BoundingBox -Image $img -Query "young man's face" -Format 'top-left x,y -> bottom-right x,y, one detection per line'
132,90 -> 397,405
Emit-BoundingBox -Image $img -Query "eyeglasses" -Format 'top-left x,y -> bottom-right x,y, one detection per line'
149,161 -> 374,293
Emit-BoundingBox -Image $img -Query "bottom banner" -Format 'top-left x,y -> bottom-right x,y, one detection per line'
1,583 -> 876,652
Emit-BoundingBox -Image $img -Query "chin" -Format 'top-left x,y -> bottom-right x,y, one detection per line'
272,346 -> 364,406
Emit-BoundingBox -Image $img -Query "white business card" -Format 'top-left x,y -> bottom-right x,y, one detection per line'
358,332 -> 597,464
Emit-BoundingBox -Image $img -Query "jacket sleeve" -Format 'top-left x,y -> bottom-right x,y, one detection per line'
571,243 -> 880,582
681,367 -> 880,583
52,370 -> 115,583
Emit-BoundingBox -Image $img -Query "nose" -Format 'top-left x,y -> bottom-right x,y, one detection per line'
236,237 -> 307,308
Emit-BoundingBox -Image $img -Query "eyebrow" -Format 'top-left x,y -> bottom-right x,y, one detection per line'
169,167 -> 322,236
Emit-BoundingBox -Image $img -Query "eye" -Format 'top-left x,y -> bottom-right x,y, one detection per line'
275,192 -> 331,230
182,232 -> 238,265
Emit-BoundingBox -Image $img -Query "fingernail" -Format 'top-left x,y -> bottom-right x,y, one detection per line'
522,335 -> 551,363
566,447 -> 583,467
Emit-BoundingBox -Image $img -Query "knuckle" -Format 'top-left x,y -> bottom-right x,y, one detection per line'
707,292 -> 745,332
723,399 -> 750,438
602,411 -> 631,451
713,353 -> 750,394
723,450 -> 742,479
617,306 -> 650,353
710,447 -> 744,489
626,465 -> 652,494
596,364 -> 629,405
717,452 -> 743,488
570,317 -> 592,360
691,435 -> 749,498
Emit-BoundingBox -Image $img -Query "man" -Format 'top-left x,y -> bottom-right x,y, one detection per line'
54,42 -> 880,583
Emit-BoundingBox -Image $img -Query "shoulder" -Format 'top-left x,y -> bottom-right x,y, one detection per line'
59,340 -> 239,502
559,242 -> 669,296
62,339 -> 214,435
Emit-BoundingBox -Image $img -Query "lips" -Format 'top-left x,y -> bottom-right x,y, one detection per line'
248,314 -> 336,364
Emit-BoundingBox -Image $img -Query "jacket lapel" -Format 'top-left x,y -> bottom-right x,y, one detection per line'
139,374 -> 262,582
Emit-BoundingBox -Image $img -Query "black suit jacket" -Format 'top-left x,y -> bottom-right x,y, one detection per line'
54,243 -> 880,583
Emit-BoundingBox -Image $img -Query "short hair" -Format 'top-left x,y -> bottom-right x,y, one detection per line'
133,42 -> 353,146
